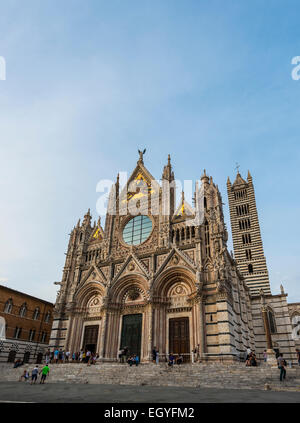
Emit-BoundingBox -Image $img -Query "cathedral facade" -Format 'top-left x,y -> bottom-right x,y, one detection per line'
50,153 -> 299,363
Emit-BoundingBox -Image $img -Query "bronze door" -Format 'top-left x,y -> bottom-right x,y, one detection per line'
120,314 -> 142,358
82,325 -> 99,353
169,317 -> 190,361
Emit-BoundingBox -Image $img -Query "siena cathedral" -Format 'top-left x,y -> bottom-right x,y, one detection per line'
50,152 -> 300,363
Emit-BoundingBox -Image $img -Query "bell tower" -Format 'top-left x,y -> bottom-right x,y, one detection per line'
227,170 -> 271,296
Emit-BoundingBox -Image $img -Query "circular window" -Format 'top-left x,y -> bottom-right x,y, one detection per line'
123,215 -> 152,245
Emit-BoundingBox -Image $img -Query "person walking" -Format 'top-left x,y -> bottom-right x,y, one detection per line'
277,354 -> 287,382
263,350 -> 267,363
19,369 -> 29,382
30,365 -> 39,384
155,349 -> 159,365
39,364 -> 50,384
45,350 -> 50,365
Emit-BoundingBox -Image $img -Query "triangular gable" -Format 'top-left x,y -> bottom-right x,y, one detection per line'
155,247 -> 197,279
76,265 -> 107,292
119,161 -> 161,205
174,199 -> 195,218
112,253 -> 150,284
232,172 -> 247,187
90,224 -> 104,242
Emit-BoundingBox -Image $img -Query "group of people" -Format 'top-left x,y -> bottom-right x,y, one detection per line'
19,364 -> 50,384
152,347 -> 186,366
46,349 -> 99,365
127,355 -> 139,366
168,353 -> 184,366
117,347 -> 140,366
245,348 -> 258,367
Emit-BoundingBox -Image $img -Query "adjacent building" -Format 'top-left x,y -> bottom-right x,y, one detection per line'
0,285 -> 54,363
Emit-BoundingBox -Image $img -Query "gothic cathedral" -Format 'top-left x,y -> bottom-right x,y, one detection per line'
50,153 -> 298,363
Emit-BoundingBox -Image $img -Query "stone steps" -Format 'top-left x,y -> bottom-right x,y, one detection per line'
1,363 -> 299,391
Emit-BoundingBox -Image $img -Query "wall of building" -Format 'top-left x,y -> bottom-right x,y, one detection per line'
0,285 -> 54,363
251,293 -> 297,363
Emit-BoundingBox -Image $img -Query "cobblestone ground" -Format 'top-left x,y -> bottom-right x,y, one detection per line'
0,382 -> 300,403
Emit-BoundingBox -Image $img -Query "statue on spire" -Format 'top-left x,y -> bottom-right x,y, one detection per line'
138,148 -> 146,163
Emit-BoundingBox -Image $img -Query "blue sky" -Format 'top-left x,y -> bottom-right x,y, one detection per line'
0,0 -> 299,303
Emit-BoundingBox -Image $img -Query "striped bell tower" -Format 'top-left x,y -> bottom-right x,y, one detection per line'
227,170 -> 271,296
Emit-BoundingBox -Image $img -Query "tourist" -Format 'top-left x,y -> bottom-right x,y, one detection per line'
72,352 -> 76,362
245,352 -> 252,366
263,350 -> 267,363
39,364 -> 50,384
50,350 -> 54,363
123,346 -> 129,360
176,354 -> 183,365
19,369 -> 29,382
92,354 -> 99,365
168,353 -> 175,367
196,344 -> 200,362
277,354 -> 287,381
296,349 -> 300,366
156,349 -> 159,365
118,348 -> 124,363
65,350 -> 70,363
13,359 -> 22,368
54,348 -> 59,364
79,350 -> 84,362
152,347 -> 157,363
86,350 -> 91,364
30,365 -> 39,385
127,355 -> 134,366
250,353 -> 257,366
45,351 -> 50,365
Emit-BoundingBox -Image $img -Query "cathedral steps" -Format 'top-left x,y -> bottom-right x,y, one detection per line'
0,363 -> 300,391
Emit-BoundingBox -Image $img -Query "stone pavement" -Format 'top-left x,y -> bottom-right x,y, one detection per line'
0,362 -> 300,392
0,382 -> 300,403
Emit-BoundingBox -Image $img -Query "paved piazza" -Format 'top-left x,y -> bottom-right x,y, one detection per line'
0,382 -> 299,403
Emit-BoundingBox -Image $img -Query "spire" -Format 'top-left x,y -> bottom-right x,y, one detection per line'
162,154 -> 174,181
227,176 -> 231,186
115,173 -> 120,196
247,170 -> 252,182
201,169 -> 209,184
82,209 -> 92,227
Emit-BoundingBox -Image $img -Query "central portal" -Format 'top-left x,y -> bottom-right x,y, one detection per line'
82,325 -> 99,353
169,317 -> 190,362
120,314 -> 142,357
